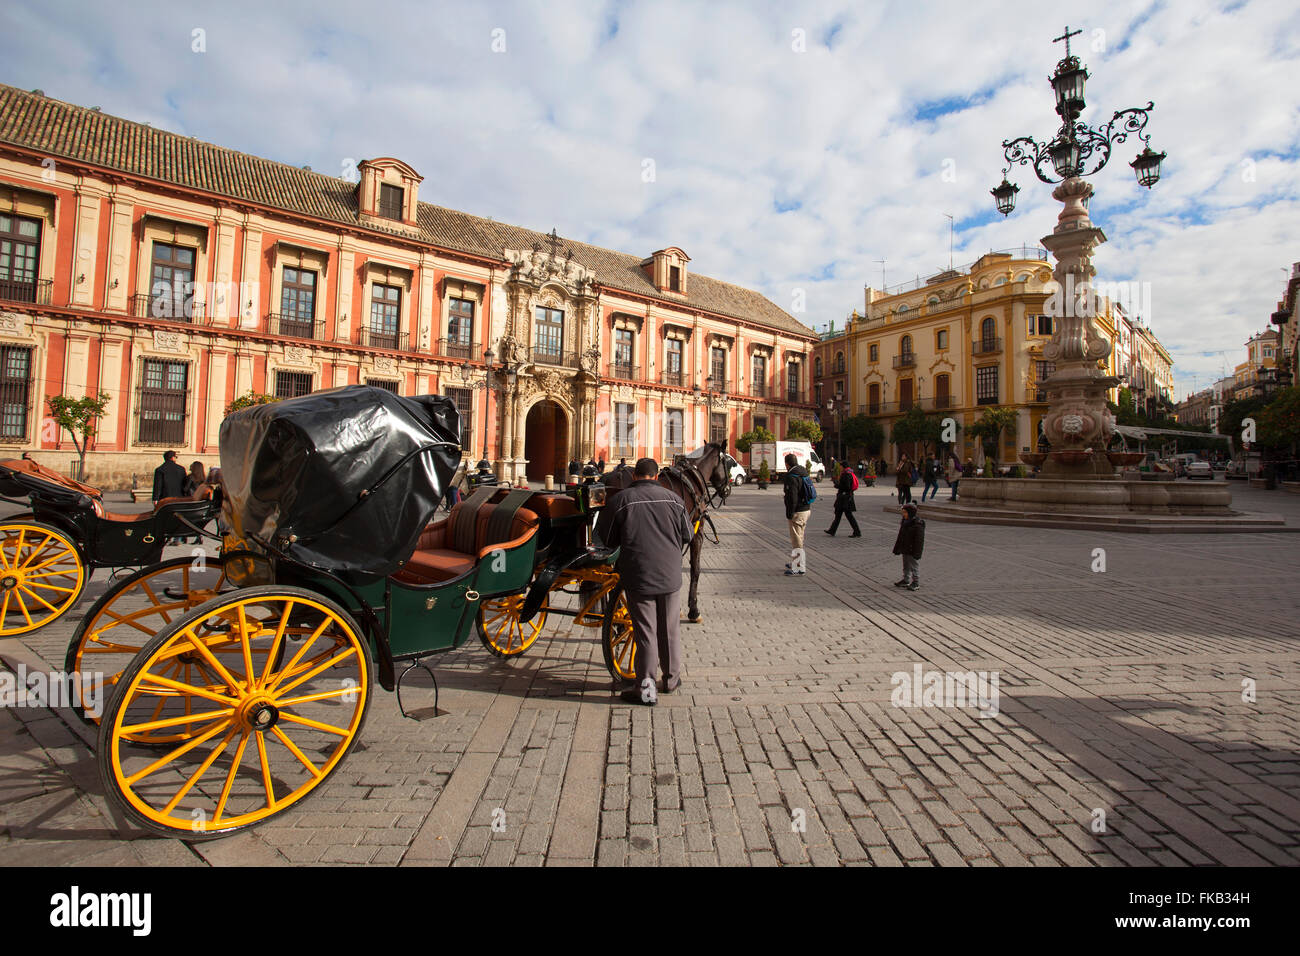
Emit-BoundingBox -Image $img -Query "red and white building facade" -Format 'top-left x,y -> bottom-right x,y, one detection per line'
0,86 -> 816,487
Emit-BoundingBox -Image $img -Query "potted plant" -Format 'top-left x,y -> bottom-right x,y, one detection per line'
757,459 -> 771,490
862,465 -> 876,487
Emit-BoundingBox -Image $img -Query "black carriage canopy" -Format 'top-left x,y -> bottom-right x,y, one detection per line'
219,385 -> 462,576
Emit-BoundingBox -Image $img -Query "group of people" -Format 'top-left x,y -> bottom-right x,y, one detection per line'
893,454 -> 975,504
151,450 -> 222,542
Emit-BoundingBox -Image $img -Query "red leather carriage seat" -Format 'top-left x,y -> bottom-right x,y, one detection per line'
393,500 -> 539,585
1,458 -> 102,497
95,491 -> 212,523
524,493 -> 578,520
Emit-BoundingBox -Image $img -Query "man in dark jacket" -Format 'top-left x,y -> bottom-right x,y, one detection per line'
892,502 -> 925,591
824,465 -> 860,537
596,457 -> 693,705
783,453 -> 810,574
152,450 -> 187,503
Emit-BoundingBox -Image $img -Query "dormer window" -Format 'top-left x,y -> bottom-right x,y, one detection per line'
669,266 -> 681,292
643,247 -> 690,294
378,184 -> 403,221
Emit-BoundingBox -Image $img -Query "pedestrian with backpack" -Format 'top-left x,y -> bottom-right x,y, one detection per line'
825,462 -> 860,537
892,502 -> 926,591
782,453 -> 812,574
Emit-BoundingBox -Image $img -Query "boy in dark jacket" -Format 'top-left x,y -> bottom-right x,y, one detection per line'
892,502 -> 925,590
824,465 -> 860,537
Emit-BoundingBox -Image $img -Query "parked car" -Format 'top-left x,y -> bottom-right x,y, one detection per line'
722,452 -> 746,485
1186,460 -> 1213,480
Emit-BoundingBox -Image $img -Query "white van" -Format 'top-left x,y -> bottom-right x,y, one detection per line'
750,441 -> 826,481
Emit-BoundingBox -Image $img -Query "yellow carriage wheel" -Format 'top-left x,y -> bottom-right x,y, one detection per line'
600,585 -> 637,681
476,593 -> 548,658
66,554 -> 236,734
0,521 -> 86,637
97,586 -> 372,840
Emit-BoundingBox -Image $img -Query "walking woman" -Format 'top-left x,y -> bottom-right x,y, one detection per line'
895,454 -> 913,504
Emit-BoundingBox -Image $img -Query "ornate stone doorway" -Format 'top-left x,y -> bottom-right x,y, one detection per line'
525,400 -> 568,483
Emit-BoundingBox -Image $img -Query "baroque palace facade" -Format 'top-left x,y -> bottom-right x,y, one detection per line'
0,85 -> 815,487
812,249 -> 1161,464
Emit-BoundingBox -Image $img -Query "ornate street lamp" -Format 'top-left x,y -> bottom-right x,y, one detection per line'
989,27 -> 1168,477
457,347 -> 515,462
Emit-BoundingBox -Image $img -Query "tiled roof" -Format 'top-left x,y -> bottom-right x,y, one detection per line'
0,84 -> 814,340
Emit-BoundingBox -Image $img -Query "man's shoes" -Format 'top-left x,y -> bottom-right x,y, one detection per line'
621,677 -> 657,706
894,580 -> 909,587
784,568 -> 805,575
907,582 -> 920,591
824,529 -> 834,535
850,532 -> 861,537
662,677 -> 681,694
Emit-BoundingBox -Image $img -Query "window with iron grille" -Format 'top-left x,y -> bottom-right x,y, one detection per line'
709,347 -> 726,391
447,298 -> 474,344
1034,360 -> 1056,402
976,365 -> 998,405
370,284 -> 401,347
274,371 -> 313,399
366,378 -> 399,394
664,408 -> 683,450
786,362 -> 800,402
752,354 -> 766,392
378,183 -> 404,220
534,306 -> 564,359
149,242 -> 196,319
614,329 -> 634,376
445,386 -> 473,450
935,329 -> 948,350
0,214 -> 40,302
869,344 -> 879,363
614,402 -> 636,454
664,338 -> 683,384
709,412 -> 727,446
980,316 -> 996,346
814,356 -> 822,376
139,359 -> 188,444
0,345 -> 33,440
281,268 -> 315,320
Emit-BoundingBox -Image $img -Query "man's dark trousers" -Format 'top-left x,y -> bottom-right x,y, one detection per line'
626,590 -> 681,690
827,504 -> 860,535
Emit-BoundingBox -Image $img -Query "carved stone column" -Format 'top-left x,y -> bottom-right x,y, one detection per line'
1038,177 -> 1121,479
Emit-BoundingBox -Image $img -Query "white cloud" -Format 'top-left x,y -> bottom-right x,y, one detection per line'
2,0 -> 1296,398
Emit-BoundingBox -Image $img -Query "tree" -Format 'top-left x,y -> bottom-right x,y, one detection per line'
1257,386 -> 1300,453
225,391 -> 281,415
1219,395 -> 1268,454
967,406 -> 1019,471
890,406 -> 942,456
47,392 -> 111,481
785,418 -> 823,445
735,425 -> 776,454
841,414 -> 884,455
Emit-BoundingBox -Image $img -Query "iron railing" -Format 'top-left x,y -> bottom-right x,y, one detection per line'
358,327 -> 410,351
973,337 -> 1003,355
131,292 -> 206,324
893,353 -> 917,369
607,362 -> 640,381
436,337 -> 480,361
532,348 -> 580,369
661,369 -> 685,387
268,313 -> 325,340
0,278 -> 51,305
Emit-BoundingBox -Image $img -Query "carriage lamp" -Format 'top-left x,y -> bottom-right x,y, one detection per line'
991,26 -> 1165,214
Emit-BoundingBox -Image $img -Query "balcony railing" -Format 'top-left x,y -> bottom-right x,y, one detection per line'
751,381 -> 767,397
358,327 -> 410,351
930,396 -> 955,410
893,353 -> 917,369
130,292 -> 208,324
661,369 -> 685,387
977,394 -> 999,405
0,278 -> 52,305
436,337 -> 480,361
973,337 -> 1003,355
786,389 -> 803,403
268,313 -> 325,340
533,348 -> 580,369
607,361 -> 640,381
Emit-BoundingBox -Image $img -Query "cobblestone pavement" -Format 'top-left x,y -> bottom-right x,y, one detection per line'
2,482 -> 1298,866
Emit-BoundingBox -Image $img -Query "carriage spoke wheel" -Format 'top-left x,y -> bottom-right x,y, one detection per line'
600,585 -> 637,681
0,522 -> 86,637
66,555 -> 239,735
98,587 -> 372,839
476,593 -> 547,658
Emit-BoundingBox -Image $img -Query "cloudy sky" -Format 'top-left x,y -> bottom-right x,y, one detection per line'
3,0 -> 1297,398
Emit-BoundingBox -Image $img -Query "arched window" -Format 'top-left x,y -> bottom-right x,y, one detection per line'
900,334 -> 913,356
897,304 -> 909,315
1016,272 -> 1032,282
995,276 -> 1007,286
834,351 -> 844,373
928,295 -> 939,306
935,373 -> 951,409
814,356 -> 822,376
980,317 -> 996,350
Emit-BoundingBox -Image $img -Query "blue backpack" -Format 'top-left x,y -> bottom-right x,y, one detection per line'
801,474 -> 818,505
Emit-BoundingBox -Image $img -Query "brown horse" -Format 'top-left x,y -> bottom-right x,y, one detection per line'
601,442 -> 731,622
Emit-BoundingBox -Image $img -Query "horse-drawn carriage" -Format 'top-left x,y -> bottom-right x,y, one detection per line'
46,386 -> 729,838
0,458 -> 218,637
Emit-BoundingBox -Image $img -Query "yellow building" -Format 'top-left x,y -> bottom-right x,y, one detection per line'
1232,329 -> 1280,401
843,249 -> 1127,463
